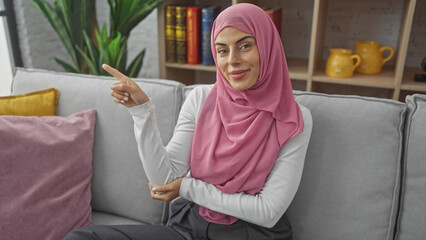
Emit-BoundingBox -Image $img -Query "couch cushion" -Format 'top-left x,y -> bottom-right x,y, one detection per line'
288,92 -> 405,240
92,211 -> 144,225
0,88 -> 59,116
395,94 -> 426,239
0,109 -> 96,240
12,68 -> 185,225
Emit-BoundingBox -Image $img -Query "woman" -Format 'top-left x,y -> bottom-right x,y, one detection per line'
65,3 -> 312,240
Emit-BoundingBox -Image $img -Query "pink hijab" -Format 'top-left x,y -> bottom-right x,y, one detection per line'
190,3 -> 304,225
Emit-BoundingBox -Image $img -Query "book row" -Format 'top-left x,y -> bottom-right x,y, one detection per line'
165,5 -> 282,66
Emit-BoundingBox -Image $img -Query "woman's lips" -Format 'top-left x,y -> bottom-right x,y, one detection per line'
229,70 -> 248,80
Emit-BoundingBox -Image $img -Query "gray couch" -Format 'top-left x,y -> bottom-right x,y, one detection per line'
11,68 -> 426,240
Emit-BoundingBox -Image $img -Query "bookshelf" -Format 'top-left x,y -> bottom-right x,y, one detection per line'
157,0 -> 422,100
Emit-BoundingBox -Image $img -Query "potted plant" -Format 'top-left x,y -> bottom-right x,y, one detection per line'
30,0 -> 165,77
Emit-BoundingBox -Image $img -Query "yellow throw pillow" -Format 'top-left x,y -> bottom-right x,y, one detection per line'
0,88 -> 59,116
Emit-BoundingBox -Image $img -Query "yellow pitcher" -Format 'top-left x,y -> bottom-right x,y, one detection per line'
354,41 -> 394,74
326,48 -> 361,78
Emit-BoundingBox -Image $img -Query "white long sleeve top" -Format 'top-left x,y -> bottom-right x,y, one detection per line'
128,85 -> 313,228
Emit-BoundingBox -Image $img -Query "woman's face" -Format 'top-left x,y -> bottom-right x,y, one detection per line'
214,27 -> 260,91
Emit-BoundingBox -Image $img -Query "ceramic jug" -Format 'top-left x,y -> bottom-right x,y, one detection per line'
354,41 -> 394,74
326,48 -> 361,78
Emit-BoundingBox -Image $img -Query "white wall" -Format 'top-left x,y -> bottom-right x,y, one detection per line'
0,17 -> 13,96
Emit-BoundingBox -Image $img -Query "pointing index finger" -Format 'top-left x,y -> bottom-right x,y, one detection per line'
102,64 -> 128,83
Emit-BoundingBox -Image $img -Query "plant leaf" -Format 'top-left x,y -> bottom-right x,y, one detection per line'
55,58 -> 79,73
107,0 -> 117,36
126,48 -> 145,77
107,32 -> 122,66
113,0 -> 165,38
30,0 -> 161,77
116,40 -> 128,72
117,0 -> 132,28
30,0 -> 80,71
95,26 -> 111,66
98,50 -> 109,76
76,45 -> 99,75
54,0 -> 72,42
82,31 -> 99,71
101,24 -> 109,44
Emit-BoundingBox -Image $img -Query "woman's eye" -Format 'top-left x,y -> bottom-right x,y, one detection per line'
240,44 -> 252,50
217,49 -> 227,54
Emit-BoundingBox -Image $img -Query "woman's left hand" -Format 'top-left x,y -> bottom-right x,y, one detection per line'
150,177 -> 183,202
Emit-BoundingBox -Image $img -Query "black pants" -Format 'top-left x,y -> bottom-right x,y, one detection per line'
64,198 -> 292,240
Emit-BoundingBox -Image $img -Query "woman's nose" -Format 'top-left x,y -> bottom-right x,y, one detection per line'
228,49 -> 241,65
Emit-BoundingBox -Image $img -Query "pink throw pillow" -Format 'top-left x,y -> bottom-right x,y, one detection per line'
0,109 -> 96,240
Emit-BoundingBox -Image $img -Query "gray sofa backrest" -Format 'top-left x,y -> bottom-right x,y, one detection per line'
11,68 -> 426,240
12,68 -> 184,225
289,92 -> 406,240
396,94 -> 426,239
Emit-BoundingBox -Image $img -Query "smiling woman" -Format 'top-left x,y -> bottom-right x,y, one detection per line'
65,3 -> 312,240
214,27 -> 260,91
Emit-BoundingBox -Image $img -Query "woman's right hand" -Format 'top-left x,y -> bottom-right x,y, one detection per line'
102,64 -> 150,108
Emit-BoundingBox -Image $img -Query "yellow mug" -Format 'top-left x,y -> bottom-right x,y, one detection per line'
326,48 -> 361,78
354,41 -> 394,74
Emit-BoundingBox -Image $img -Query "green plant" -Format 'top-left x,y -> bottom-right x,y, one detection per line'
30,0 -> 165,77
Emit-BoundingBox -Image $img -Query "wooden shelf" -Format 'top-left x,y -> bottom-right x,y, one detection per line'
157,0 -> 419,101
164,57 -> 310,80
401,67 -> 426,92
287,58 -> 309,81
313,64 -> 396,89
166,63 -> 216,72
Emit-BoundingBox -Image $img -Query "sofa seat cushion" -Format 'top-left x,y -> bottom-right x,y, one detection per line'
0,109 -> 96,240
288,92 -> 406,240
92,211 -> 145,225
396,94 -> 426,239
12,68 -> 185,226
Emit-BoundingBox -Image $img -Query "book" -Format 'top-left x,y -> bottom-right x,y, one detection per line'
201,6 -> 220,66
165,5 -> 176,63
175,6 -> 187,64
264,8 -> 282,36
186,6 -> 202,65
